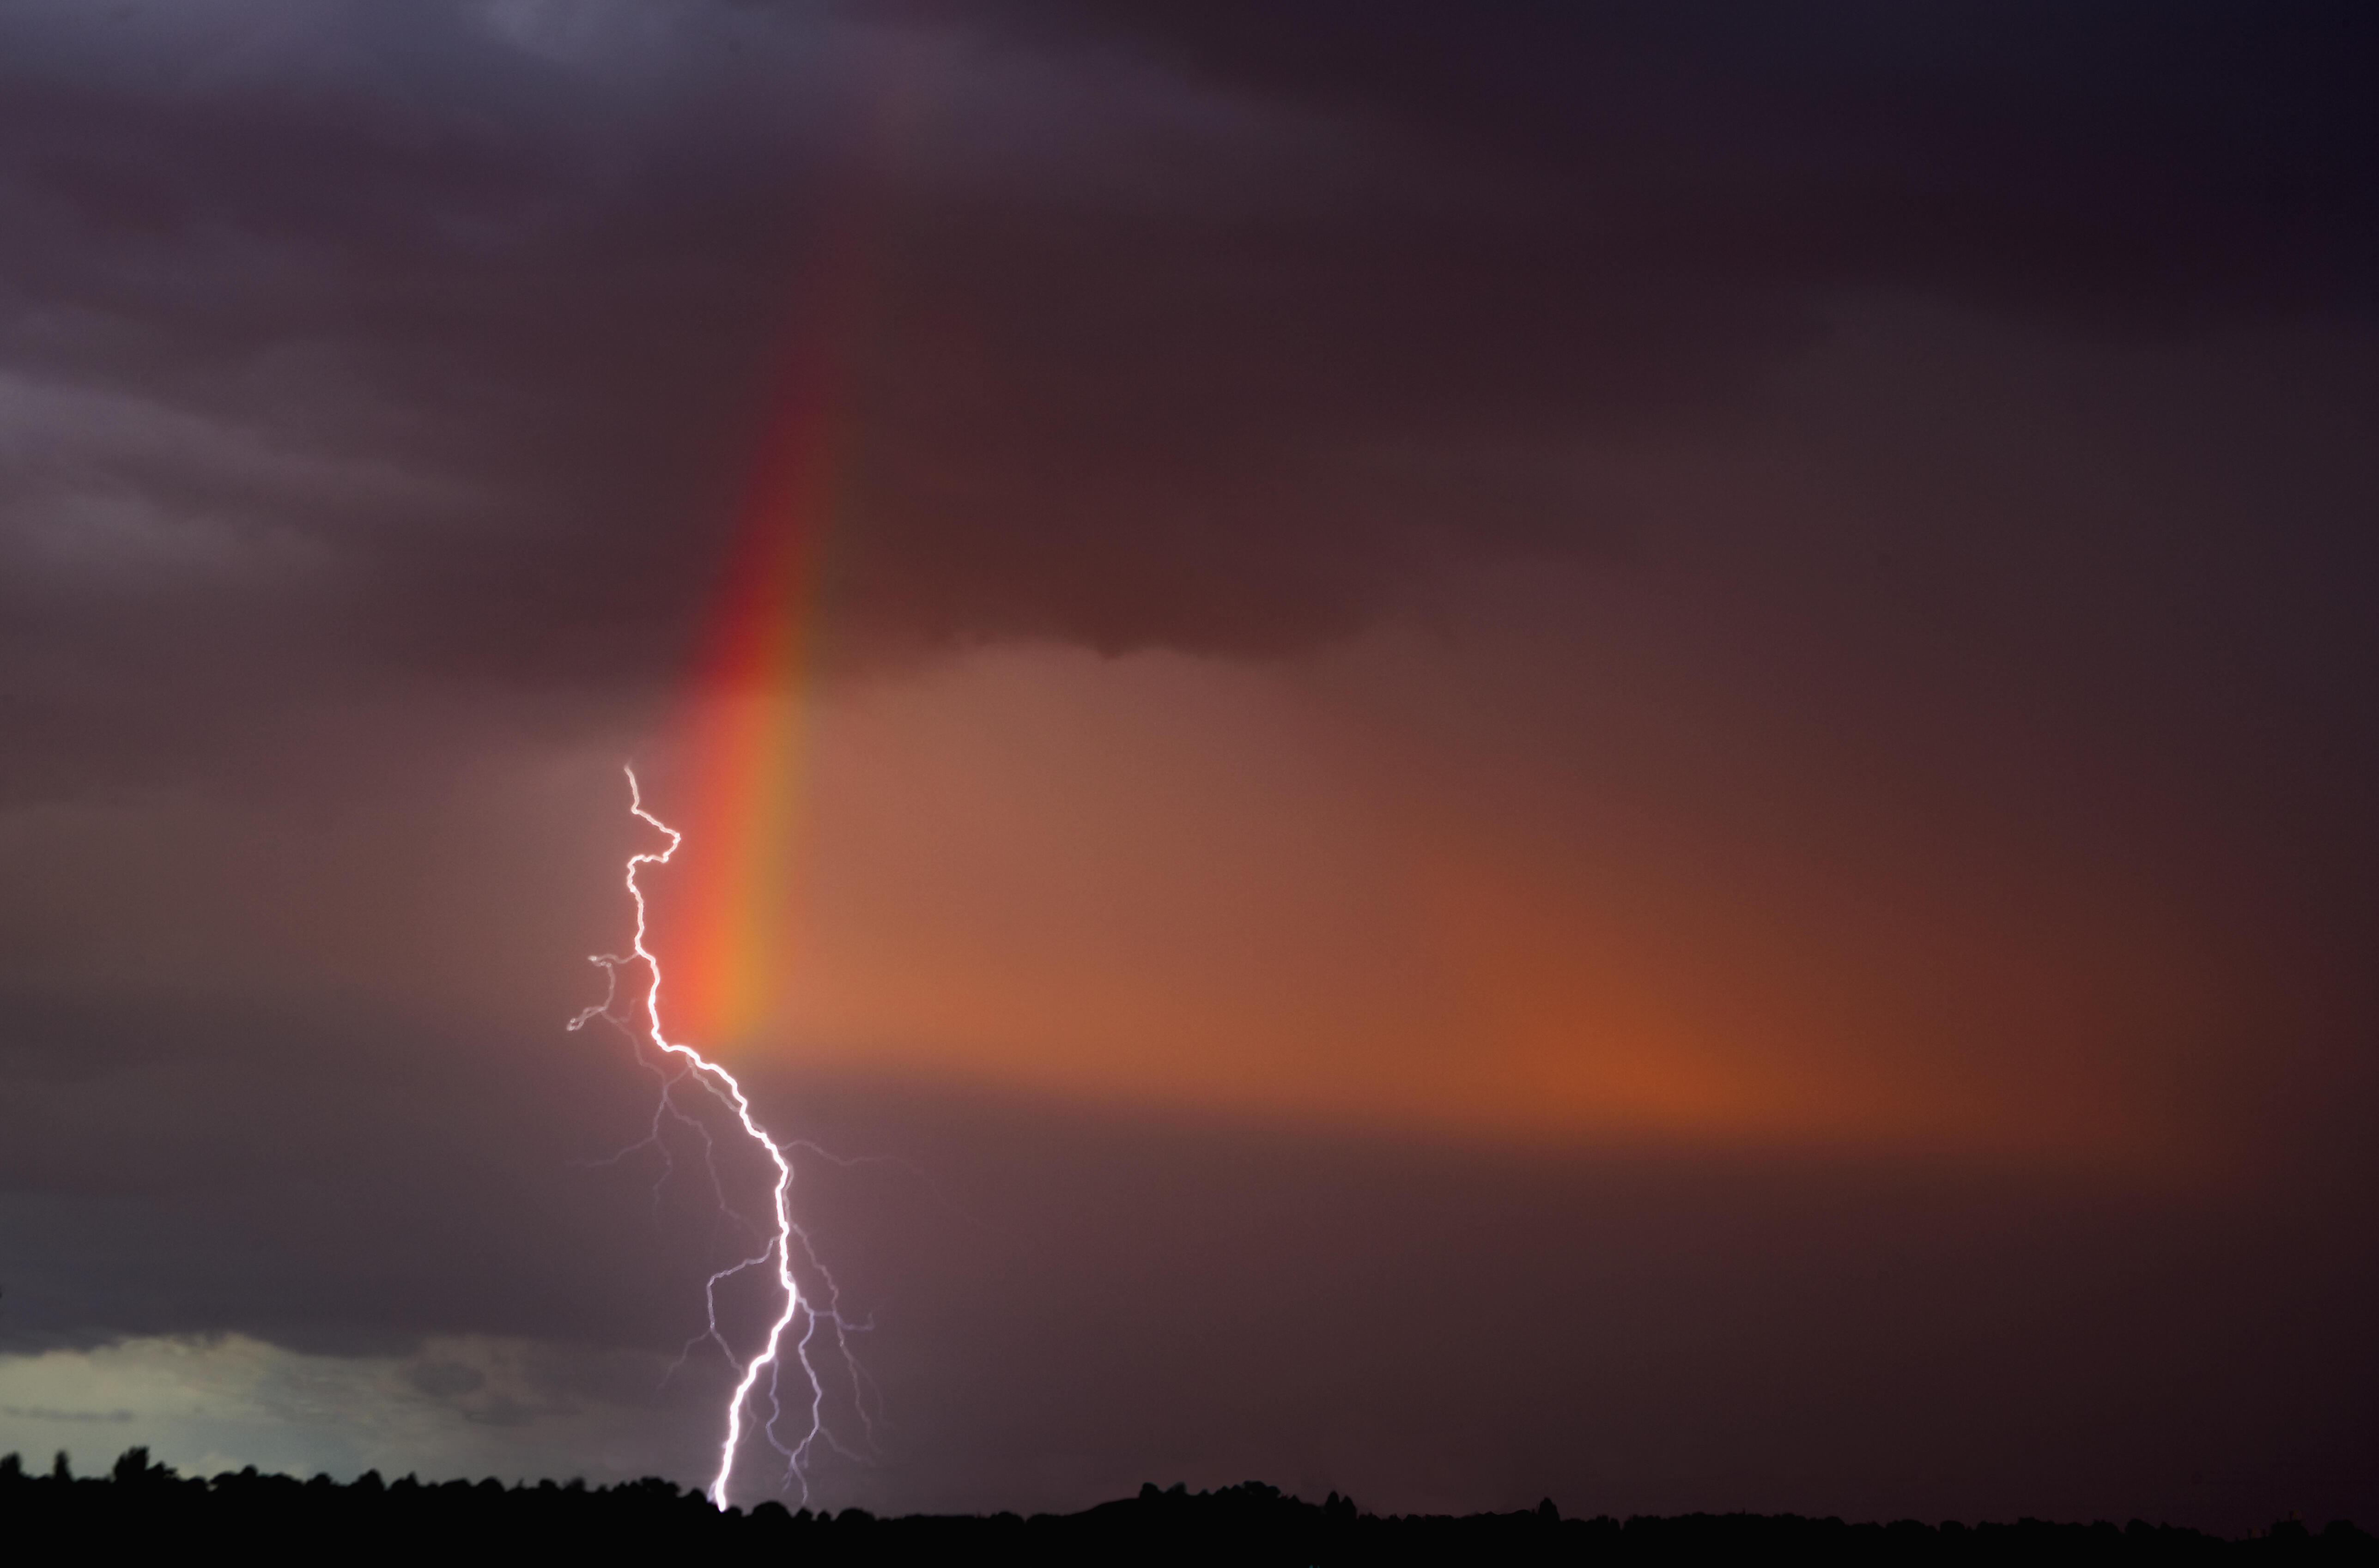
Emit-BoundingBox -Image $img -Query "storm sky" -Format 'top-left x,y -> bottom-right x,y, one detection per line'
3,0 -> 2377,1531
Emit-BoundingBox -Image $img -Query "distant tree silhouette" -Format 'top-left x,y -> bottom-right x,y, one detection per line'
0,1452 -> 2369,1564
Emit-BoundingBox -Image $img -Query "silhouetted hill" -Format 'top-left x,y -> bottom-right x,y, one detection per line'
3,1450 -> 2372,1564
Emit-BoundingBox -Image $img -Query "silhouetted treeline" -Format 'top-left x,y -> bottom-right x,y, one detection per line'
3,1450 -> 2373,1565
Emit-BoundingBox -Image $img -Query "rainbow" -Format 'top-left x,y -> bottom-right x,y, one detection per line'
653,66 -> 930,1056
664,353 -> 849,1051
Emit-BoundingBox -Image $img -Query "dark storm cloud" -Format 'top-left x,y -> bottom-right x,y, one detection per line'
950,1 -> 2379,318
0,984 -> 724,1355
5,0 -> 2376,795
6,1 -> 2378,1519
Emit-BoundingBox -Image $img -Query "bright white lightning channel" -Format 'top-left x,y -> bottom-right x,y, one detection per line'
570,765 -> 851,1509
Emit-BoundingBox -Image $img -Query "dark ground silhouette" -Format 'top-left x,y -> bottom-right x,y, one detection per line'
4,1450 -> 2372,1564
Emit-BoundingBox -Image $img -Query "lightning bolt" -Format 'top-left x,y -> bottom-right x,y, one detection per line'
570,765 -> 858,1509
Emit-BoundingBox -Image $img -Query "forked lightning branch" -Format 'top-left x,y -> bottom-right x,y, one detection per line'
570,766 -> 856,1509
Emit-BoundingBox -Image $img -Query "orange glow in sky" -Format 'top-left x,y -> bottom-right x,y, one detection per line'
638,641 -> 2240,1174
